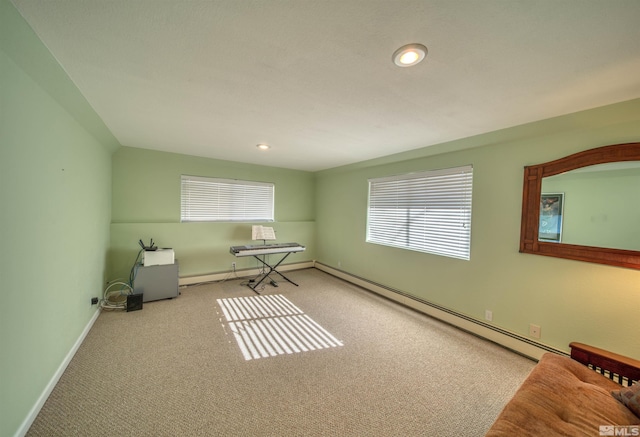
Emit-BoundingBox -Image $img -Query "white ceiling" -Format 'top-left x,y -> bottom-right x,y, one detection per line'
11,0 -> 640,171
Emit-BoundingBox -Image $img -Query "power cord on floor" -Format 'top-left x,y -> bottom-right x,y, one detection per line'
100,281 -> 133,311
219,264 -> 241,283
101,248 -> 145,311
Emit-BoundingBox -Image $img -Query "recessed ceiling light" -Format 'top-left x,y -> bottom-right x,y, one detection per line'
392,43 -> 428,67
256,144 -> 270,150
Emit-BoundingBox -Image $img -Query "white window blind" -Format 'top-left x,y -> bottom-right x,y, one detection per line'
367,165 -> 473,260
181,175 -> 274,222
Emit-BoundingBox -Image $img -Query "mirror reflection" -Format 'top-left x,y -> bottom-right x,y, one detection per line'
540,162 -> 640,251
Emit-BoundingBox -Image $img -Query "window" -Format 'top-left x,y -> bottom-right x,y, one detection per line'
181,175 -> 274,222
367,165 -> 473,260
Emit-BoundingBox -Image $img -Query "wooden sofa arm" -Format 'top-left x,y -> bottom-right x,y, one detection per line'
570,342 -> 640,386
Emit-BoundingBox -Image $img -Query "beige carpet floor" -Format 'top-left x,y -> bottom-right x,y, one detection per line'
26,268 -> 535,436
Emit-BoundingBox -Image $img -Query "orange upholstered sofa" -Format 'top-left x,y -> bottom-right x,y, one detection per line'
486,343 -> 640,437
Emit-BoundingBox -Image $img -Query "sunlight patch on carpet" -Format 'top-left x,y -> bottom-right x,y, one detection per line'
217,294 -> 343,360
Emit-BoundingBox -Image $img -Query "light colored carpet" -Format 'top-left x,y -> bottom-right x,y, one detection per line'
26,268 -> 535,436
217,294 -> 344,360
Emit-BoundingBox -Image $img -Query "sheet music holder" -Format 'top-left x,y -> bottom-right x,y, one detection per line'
251,225 -> 276,242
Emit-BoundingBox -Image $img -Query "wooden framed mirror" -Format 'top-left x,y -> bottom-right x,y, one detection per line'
519,142 -> 640,269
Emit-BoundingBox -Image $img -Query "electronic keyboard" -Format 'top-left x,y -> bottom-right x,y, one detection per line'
229,243 -> 305,257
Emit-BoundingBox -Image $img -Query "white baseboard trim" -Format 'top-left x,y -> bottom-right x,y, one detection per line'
179,261 -> 315,286
314,262 -> 563,361
14,308 -> 102,437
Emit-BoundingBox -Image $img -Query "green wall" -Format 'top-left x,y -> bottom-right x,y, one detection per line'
315,98 -> 640,359
0,1 -> 118,435
542,167 -> 640,250
110,147 -> 316,280
3,0 -> 640,434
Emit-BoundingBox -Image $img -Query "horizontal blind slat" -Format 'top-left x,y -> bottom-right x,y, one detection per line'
367,166 -> 472,260
181,175 -> 274,222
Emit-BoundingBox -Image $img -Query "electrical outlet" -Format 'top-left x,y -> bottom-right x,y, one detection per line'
529,324 -> 541,339
485,310 -> 493,321
91,297 -> 99,305
231,262 -> 236,270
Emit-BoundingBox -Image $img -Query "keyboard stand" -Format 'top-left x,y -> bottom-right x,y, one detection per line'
248,252 -> 299,294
